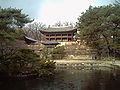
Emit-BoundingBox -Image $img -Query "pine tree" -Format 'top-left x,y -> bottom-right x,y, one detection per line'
76,5 -> 120,58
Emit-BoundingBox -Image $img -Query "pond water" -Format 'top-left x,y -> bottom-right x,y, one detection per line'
0,67 -> 120,90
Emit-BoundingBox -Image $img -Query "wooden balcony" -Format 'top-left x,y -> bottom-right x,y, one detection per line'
45,36 -> 73,38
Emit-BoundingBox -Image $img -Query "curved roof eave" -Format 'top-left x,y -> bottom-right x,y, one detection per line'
40,28 -> 77,33
24,35 -> 38,42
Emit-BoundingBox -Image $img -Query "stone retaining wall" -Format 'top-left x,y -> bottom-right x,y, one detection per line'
54,60 -> 120,70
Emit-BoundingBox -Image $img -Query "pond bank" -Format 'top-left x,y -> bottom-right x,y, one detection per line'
53,60 -> 120,70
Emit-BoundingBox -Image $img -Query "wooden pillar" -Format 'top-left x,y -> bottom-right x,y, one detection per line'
67,34 -> 68,41
55,33 -> 56,41
61,33 -> 62,42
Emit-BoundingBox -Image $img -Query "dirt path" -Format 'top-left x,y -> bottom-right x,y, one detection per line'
54,60 -> 97,63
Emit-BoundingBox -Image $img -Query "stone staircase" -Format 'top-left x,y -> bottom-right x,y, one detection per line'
63,44 -> 97,60
24,40 -> 97,60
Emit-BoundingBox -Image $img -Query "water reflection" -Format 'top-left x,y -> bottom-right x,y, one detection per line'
0,68 -> 120,90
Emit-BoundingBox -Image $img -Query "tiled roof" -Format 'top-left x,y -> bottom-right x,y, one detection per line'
24,35 -> 38,42
41,41 -> 60,45
40,27 -> 77,33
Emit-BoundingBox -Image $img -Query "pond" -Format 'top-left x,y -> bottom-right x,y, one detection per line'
0,67 -> 120,90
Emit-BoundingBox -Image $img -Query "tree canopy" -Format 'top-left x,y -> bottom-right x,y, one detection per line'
76,4 -> 120,58
0,8 -> 33,32
0,8 -> 56,78
0,8 -> 33,40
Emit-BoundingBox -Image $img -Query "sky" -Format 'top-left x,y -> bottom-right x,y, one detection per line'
0,0 -> 113,25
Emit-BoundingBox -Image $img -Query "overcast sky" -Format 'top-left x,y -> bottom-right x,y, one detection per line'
0,0 -> 113,25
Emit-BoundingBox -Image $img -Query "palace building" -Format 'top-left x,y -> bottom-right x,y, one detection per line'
24,35 -> 38,45
24,27 -> 77,48
40,27 -> 77,42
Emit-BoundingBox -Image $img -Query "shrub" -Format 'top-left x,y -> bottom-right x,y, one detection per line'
51,46 -> 65,59
0,48 -> 56,77
33,59 -> 56,76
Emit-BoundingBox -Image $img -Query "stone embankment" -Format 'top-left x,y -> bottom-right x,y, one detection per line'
63,44 -> 97,60
54,60 -> 120,70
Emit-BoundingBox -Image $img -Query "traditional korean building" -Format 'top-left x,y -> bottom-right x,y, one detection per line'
40,27 -> 77,42
41,41 -> 60,48
24,35 -> 38,45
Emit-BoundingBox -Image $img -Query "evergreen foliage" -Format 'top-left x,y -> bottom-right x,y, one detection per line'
0,8 -> 33,40
0,8 -> 33,30
76,5 -> 120,58
0,8 -> 56,78
0,49 -> 56,77
51,46 -> 65,59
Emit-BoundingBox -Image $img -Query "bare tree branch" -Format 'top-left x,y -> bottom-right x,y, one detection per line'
24,22 -> 46,41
